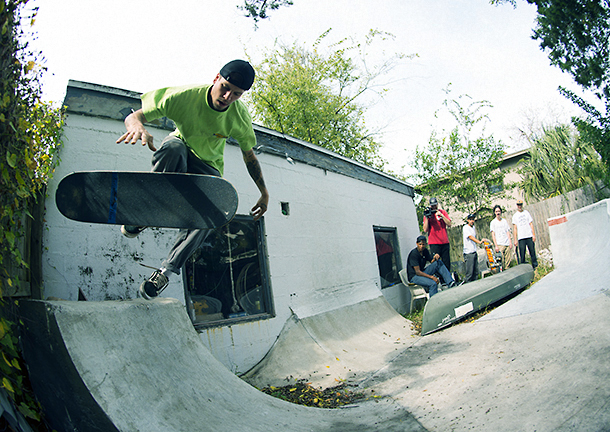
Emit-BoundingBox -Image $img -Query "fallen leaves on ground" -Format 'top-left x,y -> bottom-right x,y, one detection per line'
260,380 -> 367,408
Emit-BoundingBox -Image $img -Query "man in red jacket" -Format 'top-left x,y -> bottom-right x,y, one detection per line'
423,197 -> 453,272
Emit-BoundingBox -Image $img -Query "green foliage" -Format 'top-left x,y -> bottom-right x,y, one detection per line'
530,0 -> 610,172
1,0 -> 63,428
1,0 -> 63,296
560,86 -> 610,173
0,305 -> 43,424
491,0 -> 610,94
248,29 -> 413,170
530,0 -> 610,98
518,124 -> 608,201
238,0 -> 293,26
490,0 -> 610,173
410,88 -> 506,217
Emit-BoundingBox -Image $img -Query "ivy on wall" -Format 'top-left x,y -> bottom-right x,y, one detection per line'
1,0 -> 64,428
1,0 -> 64,293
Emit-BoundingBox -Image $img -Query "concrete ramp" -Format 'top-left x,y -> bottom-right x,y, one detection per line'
482,198 -> 610,320
19,298 -> 425,432
548,197 -> 610,269
244,297 -> 418,389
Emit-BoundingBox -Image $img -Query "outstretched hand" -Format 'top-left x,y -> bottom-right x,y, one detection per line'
116,109 -> 156,151
116,127 -> 156,151
250,195 -> 269,221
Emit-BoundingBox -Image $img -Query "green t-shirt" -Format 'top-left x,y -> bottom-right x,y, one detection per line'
141,84 -> 256,175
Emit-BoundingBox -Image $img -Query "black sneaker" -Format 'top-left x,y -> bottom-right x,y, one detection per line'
121,225 -> 147,238
139,270 -> 169,299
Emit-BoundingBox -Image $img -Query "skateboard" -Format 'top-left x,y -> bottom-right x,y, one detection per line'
483,240 -> 503,273
56,171 -> 238,230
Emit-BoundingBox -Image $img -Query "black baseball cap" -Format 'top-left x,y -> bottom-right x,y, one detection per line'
467,213 -> 476,220
416,235 -> 427,243
219,60 -> 255,91
429,197 -> 438,205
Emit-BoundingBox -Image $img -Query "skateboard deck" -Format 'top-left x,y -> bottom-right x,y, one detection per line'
56,171 -> 238,230
483,240 -> 503,273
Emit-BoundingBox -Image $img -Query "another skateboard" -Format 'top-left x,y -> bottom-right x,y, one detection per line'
483,240 -> 503,273
56,171 -> 238,230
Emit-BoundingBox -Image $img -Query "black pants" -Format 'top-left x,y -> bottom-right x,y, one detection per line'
517,237 -> 538,269
153,136 -> 221,274
429,243 -> 451,272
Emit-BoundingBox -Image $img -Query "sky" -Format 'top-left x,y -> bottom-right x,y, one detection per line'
27,0 -> 589,176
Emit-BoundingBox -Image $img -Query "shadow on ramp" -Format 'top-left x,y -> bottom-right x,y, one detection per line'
19,298 -> 426,432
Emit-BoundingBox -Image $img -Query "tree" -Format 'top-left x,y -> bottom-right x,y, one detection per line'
238,0 -> 293,26
518,124 -> 607,201
490,0 -> 610,172
247,29 -> 412,170
1,1 -> 63,426
410,88 -> 506,218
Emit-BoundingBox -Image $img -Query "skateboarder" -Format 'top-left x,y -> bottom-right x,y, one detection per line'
406,235 -> 456,297
116,59 -> 269,299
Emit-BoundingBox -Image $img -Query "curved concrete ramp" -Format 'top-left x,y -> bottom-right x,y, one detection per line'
19,298 -> 426,432
244,297 -> 418,389
482,198 -> 610,320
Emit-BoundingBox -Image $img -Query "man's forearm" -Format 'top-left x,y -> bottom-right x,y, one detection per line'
243,150 -> 268,195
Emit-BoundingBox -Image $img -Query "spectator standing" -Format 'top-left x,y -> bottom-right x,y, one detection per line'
462,214 -> 490,283
423,197 -> 453,272
490,205 -> 514,269
512,200 -> 538,269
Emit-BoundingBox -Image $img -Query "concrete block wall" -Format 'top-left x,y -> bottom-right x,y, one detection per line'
42,81 -> 419,374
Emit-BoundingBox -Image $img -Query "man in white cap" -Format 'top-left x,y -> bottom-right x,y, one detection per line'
116,59 -> 269,299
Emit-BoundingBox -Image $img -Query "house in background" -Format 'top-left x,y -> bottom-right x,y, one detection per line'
422,148 -> 609,268
421,148 -> 530,222
416,149 -> 530,266
41,80 -> 420,375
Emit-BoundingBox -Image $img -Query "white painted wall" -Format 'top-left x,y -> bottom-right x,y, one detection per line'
43,95 -> 419,374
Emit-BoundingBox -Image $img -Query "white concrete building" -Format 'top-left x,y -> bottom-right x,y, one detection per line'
42,80 -> 419,374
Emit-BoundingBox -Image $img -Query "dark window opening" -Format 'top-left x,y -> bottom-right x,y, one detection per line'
281,202 -> 290,216
374,226 -> 401,288
184,215 -> 273,327
487,179 -> 504,194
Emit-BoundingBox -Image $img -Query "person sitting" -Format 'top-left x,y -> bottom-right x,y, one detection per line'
406,235 -> 456,297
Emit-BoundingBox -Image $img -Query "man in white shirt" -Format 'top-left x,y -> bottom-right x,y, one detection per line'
512,200 -> 538,269
462,214 -> 490,283
490,205 -> 514,269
